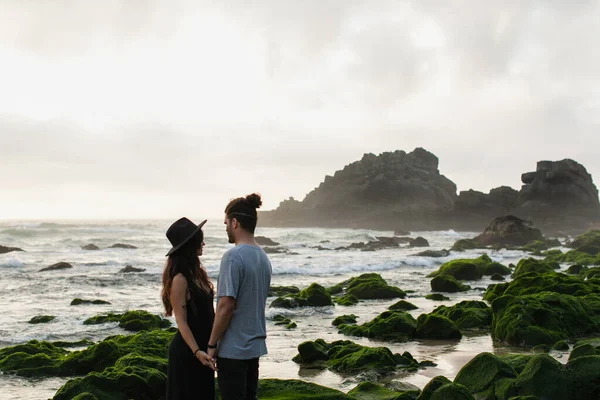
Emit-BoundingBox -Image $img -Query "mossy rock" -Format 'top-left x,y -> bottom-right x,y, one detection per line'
429,383 -> 475,400
521,240 -> 548,253
567,230 -> 600,255
552,340 -> 569,351
256,379 -> 356,400
491,273 -> 506,281
450,239 -> 481,252
329,273 -> 406,300
83,310 -> 171,332
497,354 -> 534,374
293,340 -> 421,376
567,354 -> 600,400
512,259 -> 555,278
348,381 -> 418,400
271,283 -> 333,308
565,264 -> 585,275
568,339 -> 600,361
52,339 -> 95,348
430,275 -> 471,293
415,314 -> 461,340
491,292 -> 599,347
53,360 -> 167,400
273,315 -> 297,329
544,249 -> 600,266
454,352 -> 517,394
530,344 -> 550,353
483,272 -> 600,302
0,340 -> 67,377
511,354 -> 571,400
332,314 -> 357,326
425,293 -> 450,301
71,299 -> 111,306
583,267 -> 600,280
338,311 -> 417,341
430,300 -> 492,330
389,300 -> 418,311
416,376 -> 451,400
29,315 -> 56,324
334,294 -> 359,306
482,262 -> 511,276
268,286 -> 300,297
59,330 -> 174,376
428,255 -> 493,280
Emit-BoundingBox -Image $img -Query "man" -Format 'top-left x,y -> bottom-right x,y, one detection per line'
207,193 -> 272,400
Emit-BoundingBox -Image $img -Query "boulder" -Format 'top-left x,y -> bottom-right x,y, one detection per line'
39,262 -> 73,272
473,216 -> 543,247
567,354 -> 600,399
338,311 -> 417,341
255,236 -> 280,246
415,314 -> 462,340
108,243 -> 137,249
409,237 -> 430,248
271,283 -> 333,308
431,300 -> 492,330
454,352 -> 517,395
428,254 -> 493,281
332,314 -> 358,326
511,354 -> 571,400
118,265 -> 145,273
430,275 -> 471,293
0,245 -> 24,254
517,159 -> 600,224
70,299 -> 111,306
29,315 -> 56,324
388,300 -> 418,311
416,376 -> 451,400
567,230 -> 600,255
83,310 -> 171,332
410,249 -> 450,258
425,293 -> 450,301
348,382 -> 419,400
81,244 -> 100,251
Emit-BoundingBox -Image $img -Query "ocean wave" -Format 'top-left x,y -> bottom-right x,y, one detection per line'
0,257 -> 24,268
0,228 -> 62,238
271,260 -> 427,276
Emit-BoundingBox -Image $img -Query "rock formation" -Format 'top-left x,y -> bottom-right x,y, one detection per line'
259,149 -> 600,233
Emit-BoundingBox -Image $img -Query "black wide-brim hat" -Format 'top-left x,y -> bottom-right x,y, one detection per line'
165,217 -> 207,256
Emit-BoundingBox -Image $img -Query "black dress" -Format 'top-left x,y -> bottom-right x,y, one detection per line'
166,288 -> 215,400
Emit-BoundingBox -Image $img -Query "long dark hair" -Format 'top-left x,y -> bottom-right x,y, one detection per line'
161,229 -> 213,316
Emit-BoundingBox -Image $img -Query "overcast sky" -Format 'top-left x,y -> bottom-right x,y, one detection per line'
1,0 -> 599,220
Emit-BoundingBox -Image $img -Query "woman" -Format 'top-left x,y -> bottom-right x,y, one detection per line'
162,217 -> 216,399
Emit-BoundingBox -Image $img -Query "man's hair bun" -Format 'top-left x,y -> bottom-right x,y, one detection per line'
245,193 -> 262,209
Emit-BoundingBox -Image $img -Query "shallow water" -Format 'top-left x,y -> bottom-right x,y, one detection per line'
0,220 -> 566,399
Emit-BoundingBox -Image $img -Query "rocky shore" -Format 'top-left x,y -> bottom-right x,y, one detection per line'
259,148 -> 600,234
2,227 -> 600,399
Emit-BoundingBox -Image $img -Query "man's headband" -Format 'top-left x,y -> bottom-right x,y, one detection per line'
228,212 -> 257,220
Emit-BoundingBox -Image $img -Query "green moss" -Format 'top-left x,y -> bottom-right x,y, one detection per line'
83,310 -> 171,332
338,311 -> 417,341
491,292 -> 598,347
483,272 -> 600,302
29,315 -> 56,324
293,340 -> 421,376
428,255 -> 493,280
429,383 -> 475,400
0,340 -> 67,377
530,344 -> 550,353
415,314 -> 461,340
334,294 -> 359,306
425,294 -> 450,301
271,283 -> 333,308
416,376 -> 451,400
512,259 -> 554,278
71,299 -> 111,306
568,230 -> 600,255
348,382 -> 415,400
566,264 -> 586,275
328,273 -> 406,301
430,300 -> 492,330
481,262 -> 512,276
496,354 -> 534,375
256,379 -> 355,400
450,239 -> 481,252
430,275 -> 471,293
454,352 -> 517,394
268,286 -> 300,297
552,340 -> 569,351
512,354 -> 571,400
544,249 -> 600,266
389,300 -> 418,311
332,314 -> 357,326
567,355 -> 600,400
273,315 -> 297,329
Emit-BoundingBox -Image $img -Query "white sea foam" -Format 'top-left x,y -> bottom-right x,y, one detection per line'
0,257 -> 24,268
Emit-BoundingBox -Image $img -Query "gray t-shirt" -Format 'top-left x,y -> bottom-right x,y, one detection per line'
216,244 -> 272,359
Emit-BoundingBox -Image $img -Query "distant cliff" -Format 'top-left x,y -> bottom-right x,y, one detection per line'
259,148 -> 600,233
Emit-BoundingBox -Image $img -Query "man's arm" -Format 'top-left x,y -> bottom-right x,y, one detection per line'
207,296 -> 236,358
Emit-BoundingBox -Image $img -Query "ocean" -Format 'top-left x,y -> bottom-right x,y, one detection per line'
0,219 -> 559,399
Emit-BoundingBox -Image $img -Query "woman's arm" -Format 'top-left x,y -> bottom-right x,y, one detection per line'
170,274 -> 215,370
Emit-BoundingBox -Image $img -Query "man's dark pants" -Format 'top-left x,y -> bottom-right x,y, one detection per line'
217,357 -> 259,400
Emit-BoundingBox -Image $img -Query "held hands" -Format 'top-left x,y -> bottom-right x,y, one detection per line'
194,349 -> 216,371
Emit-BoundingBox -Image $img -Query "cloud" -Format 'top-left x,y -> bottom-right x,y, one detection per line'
0,0 -> 599,218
